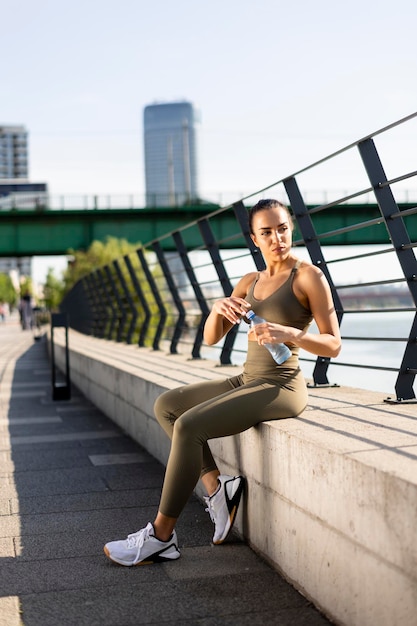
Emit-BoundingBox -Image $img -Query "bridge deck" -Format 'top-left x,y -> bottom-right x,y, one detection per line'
1,203 -> 416,255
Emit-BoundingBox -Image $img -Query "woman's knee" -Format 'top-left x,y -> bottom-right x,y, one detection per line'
154,389 -> 177,427
172,411 -> 204,446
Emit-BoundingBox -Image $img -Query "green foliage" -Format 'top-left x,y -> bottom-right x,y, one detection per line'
63,237 -> 141,292
43,268 -> 65,311
0,273 -> 17,307
20,276 -> 33,300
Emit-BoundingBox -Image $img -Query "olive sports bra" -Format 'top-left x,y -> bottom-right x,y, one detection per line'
245,260 -> 313,331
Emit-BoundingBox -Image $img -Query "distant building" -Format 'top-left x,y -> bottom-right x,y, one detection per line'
0,257 -> 32,278
0,125 -> 48,209
144,101 -> 200,207
0,125 -> 28,179
0,181 -> 48,209
0,125 -> 47,284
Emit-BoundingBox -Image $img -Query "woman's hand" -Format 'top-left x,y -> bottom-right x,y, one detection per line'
212,297 -> 251,325
204,272 -> 256,346
249,321 -> 292,345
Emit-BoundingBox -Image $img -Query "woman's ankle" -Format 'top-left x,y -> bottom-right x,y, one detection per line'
153,513 -> 177,542
202,470 -> 221,497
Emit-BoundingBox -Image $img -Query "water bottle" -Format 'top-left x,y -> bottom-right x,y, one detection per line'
246,310 -> 291,364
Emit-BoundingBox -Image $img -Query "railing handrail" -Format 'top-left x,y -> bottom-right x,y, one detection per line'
1,189 -> 417,212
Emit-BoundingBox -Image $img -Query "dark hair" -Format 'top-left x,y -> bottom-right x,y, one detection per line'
248,199 -> 293,235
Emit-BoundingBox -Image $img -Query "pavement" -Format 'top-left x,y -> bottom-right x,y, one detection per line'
0,317 -> 332,626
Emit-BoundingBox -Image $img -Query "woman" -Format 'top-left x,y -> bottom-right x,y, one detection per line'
104,198 -> 341,566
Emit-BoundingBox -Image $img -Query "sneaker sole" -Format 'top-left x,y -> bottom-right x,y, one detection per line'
103,545 -> 180,566
213,476 -> 245,545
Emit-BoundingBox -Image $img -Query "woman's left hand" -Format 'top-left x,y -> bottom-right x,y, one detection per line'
249,322 -> 292,345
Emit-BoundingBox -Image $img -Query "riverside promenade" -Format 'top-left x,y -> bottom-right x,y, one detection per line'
0,317 -> 331,626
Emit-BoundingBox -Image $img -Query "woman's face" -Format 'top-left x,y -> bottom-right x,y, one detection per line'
250,206 -> 293,260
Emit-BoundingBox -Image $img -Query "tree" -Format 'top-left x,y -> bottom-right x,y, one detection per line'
0,273 -> 18,308
63,237 -> 142,293
43,268 -> 65,311
19,276 -> 33,300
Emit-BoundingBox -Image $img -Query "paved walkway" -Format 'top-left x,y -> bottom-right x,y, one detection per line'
0,318 -> 331,626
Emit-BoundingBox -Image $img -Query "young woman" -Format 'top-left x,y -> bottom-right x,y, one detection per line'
104,198 -> 341,566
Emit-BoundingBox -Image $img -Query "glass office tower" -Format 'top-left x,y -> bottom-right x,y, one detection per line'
0,125 -> 28,179
144,101 -> 199,207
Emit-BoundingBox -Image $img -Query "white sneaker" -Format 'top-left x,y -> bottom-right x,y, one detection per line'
204,475 -> 245,545
104,522 -> 180,566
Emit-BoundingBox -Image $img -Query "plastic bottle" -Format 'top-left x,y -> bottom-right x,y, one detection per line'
246,309 -> 291,365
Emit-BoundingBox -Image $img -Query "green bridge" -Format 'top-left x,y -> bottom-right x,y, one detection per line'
0,202 -> 415,256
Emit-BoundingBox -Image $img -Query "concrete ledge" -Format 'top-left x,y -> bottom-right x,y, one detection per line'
50,329 -> 417,626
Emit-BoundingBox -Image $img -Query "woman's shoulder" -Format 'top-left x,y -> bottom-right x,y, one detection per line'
294,258 -> 330,289
296,258 -> 322,274
242,271 -> 259,286
233,271 -> 258,296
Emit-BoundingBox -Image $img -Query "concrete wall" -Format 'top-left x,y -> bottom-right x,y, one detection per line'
50,329 -> 417,626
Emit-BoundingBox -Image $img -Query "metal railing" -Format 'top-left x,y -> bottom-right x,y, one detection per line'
2,189 -> 417,212
60,113 -> 417,403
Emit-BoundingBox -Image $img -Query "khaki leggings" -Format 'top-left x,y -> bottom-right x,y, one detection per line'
154,370 -> 307,518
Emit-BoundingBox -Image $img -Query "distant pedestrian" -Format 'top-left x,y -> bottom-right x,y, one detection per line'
19,294 -> 34,330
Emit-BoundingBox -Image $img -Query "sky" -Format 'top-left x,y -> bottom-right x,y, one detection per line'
2,0 -> 417,282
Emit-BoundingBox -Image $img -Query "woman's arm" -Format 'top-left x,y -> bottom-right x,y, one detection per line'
203,274 -> 255,346
291,264 -> 341,357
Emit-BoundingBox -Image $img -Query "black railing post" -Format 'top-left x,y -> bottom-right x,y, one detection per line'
79,277 -> 95,335
284,176 -> 344,387
152,242 -> 186,354
88,270 -> 108,338
59,278 -> 94,336
123,254 -> 151,347
113,259 -> 138,344
172,230 -> 210,359
233,200 -> 266,271
96,267 -> 118,340
136,248 -> 167,351
358,138 -> 417,402
103,264 -> 126,343
50,312 -> 71,401
82,273 -> 99,337
198,217 -> 238,365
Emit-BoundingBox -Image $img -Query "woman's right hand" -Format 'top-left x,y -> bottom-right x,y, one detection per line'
212,297 -> 251,325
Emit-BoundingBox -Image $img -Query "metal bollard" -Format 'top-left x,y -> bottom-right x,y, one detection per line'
50,312 -> 71,401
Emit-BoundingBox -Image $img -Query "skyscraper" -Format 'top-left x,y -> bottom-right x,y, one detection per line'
0,125 -> 28,179
143,101 -> 199,207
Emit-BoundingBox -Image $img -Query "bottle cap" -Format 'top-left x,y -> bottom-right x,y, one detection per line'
246,310 -> 255,319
